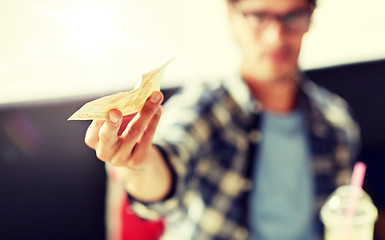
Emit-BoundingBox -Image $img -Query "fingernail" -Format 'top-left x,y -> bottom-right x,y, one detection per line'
150,92 -> 161,103
109,113 -> 119,123
156,107 -> 162,115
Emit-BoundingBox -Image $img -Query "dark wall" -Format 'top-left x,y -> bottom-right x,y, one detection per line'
0,59 -> 384,239
0,101 -> 106,240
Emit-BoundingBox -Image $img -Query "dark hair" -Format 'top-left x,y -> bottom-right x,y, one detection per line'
309,0 -> 316,6
228,0 -> 316,7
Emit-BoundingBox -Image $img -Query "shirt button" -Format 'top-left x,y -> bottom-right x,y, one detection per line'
248,130 -> 261,144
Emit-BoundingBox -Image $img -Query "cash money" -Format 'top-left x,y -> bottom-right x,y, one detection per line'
67,58 -> 174,121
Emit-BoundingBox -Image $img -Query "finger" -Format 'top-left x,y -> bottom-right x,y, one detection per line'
96,109 -> 123,161
138,106 -> 162,147
123,91 -> 163,143
112,91 -> 163,165
118,113 -> 136,136
128,107 -> 162,168
84,119 -> 104,149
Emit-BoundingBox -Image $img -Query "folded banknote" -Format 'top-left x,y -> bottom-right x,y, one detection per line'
68,58 -> 174,121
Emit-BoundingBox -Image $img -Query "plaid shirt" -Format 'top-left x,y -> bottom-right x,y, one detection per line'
129,73 -> 360,240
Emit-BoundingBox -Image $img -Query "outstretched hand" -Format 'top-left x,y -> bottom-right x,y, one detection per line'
85,91 -> 163,167
84,91 -> 172,201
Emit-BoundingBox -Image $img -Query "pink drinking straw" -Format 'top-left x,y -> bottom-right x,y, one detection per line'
350,161 -> 367,189
343,161 -> 367,239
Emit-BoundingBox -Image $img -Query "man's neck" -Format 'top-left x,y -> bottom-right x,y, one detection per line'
242,73 -> 299,115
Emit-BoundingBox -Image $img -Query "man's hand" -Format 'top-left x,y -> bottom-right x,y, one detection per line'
84,91 -> 172,202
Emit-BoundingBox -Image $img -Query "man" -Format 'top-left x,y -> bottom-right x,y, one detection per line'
85,0 -> 360,239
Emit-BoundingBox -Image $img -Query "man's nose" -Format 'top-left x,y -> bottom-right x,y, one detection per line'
259,20 -> 286,48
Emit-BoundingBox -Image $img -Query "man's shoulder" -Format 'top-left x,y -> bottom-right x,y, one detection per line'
302,78 -> 350,112
302,79 -> 359,139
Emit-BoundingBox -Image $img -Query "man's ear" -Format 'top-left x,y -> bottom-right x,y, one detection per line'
305,7 -> 316,33
225,1 -> 237,37
225,0 -> 234,22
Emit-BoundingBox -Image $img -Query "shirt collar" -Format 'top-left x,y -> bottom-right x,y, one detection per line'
222,71 -> 328,119
222,72 -> 263,115
222,71 -> 312,115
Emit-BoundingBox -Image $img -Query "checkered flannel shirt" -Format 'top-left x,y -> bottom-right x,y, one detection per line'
129,73 -> 360,240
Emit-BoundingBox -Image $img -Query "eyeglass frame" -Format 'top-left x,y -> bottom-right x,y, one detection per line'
231,3 -> 315,34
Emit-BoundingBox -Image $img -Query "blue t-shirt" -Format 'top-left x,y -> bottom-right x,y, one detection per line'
248,110 -> 315,240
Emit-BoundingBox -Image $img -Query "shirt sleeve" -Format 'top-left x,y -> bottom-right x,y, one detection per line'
128,82 -> 219,220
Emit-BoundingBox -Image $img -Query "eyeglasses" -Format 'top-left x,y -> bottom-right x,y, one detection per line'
233,5 -> 313,34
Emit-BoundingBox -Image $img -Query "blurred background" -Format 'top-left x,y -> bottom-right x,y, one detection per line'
1,0 -> 385,239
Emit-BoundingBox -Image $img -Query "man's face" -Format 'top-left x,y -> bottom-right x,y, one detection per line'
229,0 -> 312,82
